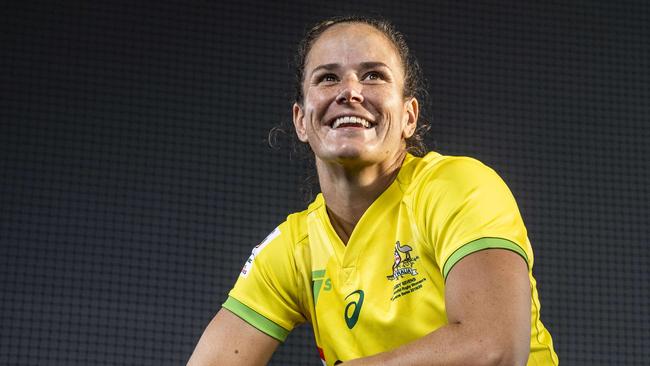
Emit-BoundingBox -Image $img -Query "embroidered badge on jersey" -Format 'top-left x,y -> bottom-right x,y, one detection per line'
386,241 -> 427,301
387,241 -> 419,280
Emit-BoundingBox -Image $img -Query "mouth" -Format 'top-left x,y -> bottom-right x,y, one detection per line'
328,116 -> 375,129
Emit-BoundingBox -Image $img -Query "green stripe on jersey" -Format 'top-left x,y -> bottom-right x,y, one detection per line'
443,237 -> 529,280
312,269 -> 326,304
222,296 -> 290,342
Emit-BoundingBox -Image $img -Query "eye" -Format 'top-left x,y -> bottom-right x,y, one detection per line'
318,73 -> 339,83
363,71 -> 384,82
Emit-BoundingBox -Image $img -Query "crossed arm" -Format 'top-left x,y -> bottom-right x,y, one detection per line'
187,248 -> 531,366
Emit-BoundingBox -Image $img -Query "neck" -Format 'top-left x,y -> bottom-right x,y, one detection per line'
316,152 -> 406,244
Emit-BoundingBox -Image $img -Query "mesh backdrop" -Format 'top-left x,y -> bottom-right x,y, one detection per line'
1,1 -> 648,365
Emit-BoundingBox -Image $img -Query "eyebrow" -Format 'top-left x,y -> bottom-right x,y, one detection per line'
310,62 -> 392,76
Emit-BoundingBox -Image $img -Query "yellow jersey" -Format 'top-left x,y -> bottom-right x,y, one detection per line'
224,152 -> 558,365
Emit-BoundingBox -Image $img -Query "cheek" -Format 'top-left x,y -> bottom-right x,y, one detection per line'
374,87 -> 404,109
305,90 -> 332,115
380,98 -> 406,123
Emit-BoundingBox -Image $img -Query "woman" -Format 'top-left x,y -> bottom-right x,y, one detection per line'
188,16 -> 558,366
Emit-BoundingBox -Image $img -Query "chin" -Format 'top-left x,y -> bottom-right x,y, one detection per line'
329,147 -> 379,166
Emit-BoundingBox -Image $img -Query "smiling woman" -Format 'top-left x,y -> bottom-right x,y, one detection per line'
293,21 -> 418,173
292,16 -> 429,159
187,15 -> 559,366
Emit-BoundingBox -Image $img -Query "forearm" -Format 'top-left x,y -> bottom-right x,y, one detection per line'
343,321 -> 528,366
344,250 -> 532,366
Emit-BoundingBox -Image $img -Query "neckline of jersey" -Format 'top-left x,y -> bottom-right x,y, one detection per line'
314,153 -> 418,267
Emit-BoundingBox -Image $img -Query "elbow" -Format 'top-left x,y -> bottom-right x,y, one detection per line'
481,337 -> 530,366
483,350 -> 529,366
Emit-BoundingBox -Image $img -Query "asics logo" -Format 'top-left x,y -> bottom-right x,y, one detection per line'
344,290 -> 364,329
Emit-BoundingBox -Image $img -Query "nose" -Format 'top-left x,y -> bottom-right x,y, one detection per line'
336,80 -> 364,104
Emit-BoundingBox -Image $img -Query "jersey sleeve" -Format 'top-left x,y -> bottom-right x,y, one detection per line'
412,157 -> 532,280
223,224 -> 306,342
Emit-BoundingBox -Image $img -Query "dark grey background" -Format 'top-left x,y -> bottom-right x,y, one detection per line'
1,1 -> 648,365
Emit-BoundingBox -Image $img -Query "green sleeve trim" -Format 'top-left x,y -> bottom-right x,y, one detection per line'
222,296 -> 290,342
443,237 -> 529,280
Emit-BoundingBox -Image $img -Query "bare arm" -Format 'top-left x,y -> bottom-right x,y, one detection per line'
187,308 -> 280,366
344,248 -> 531,366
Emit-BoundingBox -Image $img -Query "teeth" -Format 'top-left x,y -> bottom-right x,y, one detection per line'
332,116 -> 371,129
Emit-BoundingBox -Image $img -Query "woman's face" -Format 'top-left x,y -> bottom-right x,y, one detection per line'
293,22 -> 418,168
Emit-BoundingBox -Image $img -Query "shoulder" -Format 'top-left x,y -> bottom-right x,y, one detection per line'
237,200 -> 319,284
399,152 -> 504,197
399,152 -> 521,233
282,194 -> 323,247
250,196 -> 322,259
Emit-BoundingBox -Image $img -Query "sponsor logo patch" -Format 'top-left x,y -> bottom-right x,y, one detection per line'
240,227 -> 280,278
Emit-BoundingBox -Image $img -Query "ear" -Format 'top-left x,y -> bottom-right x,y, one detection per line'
402,97 -> 419,139
292,102 -> 309,142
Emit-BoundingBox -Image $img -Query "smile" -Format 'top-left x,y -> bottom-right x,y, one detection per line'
330,116 -> 374,129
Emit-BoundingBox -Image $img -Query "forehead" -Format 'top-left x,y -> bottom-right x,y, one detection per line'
305,22 -> 403,73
